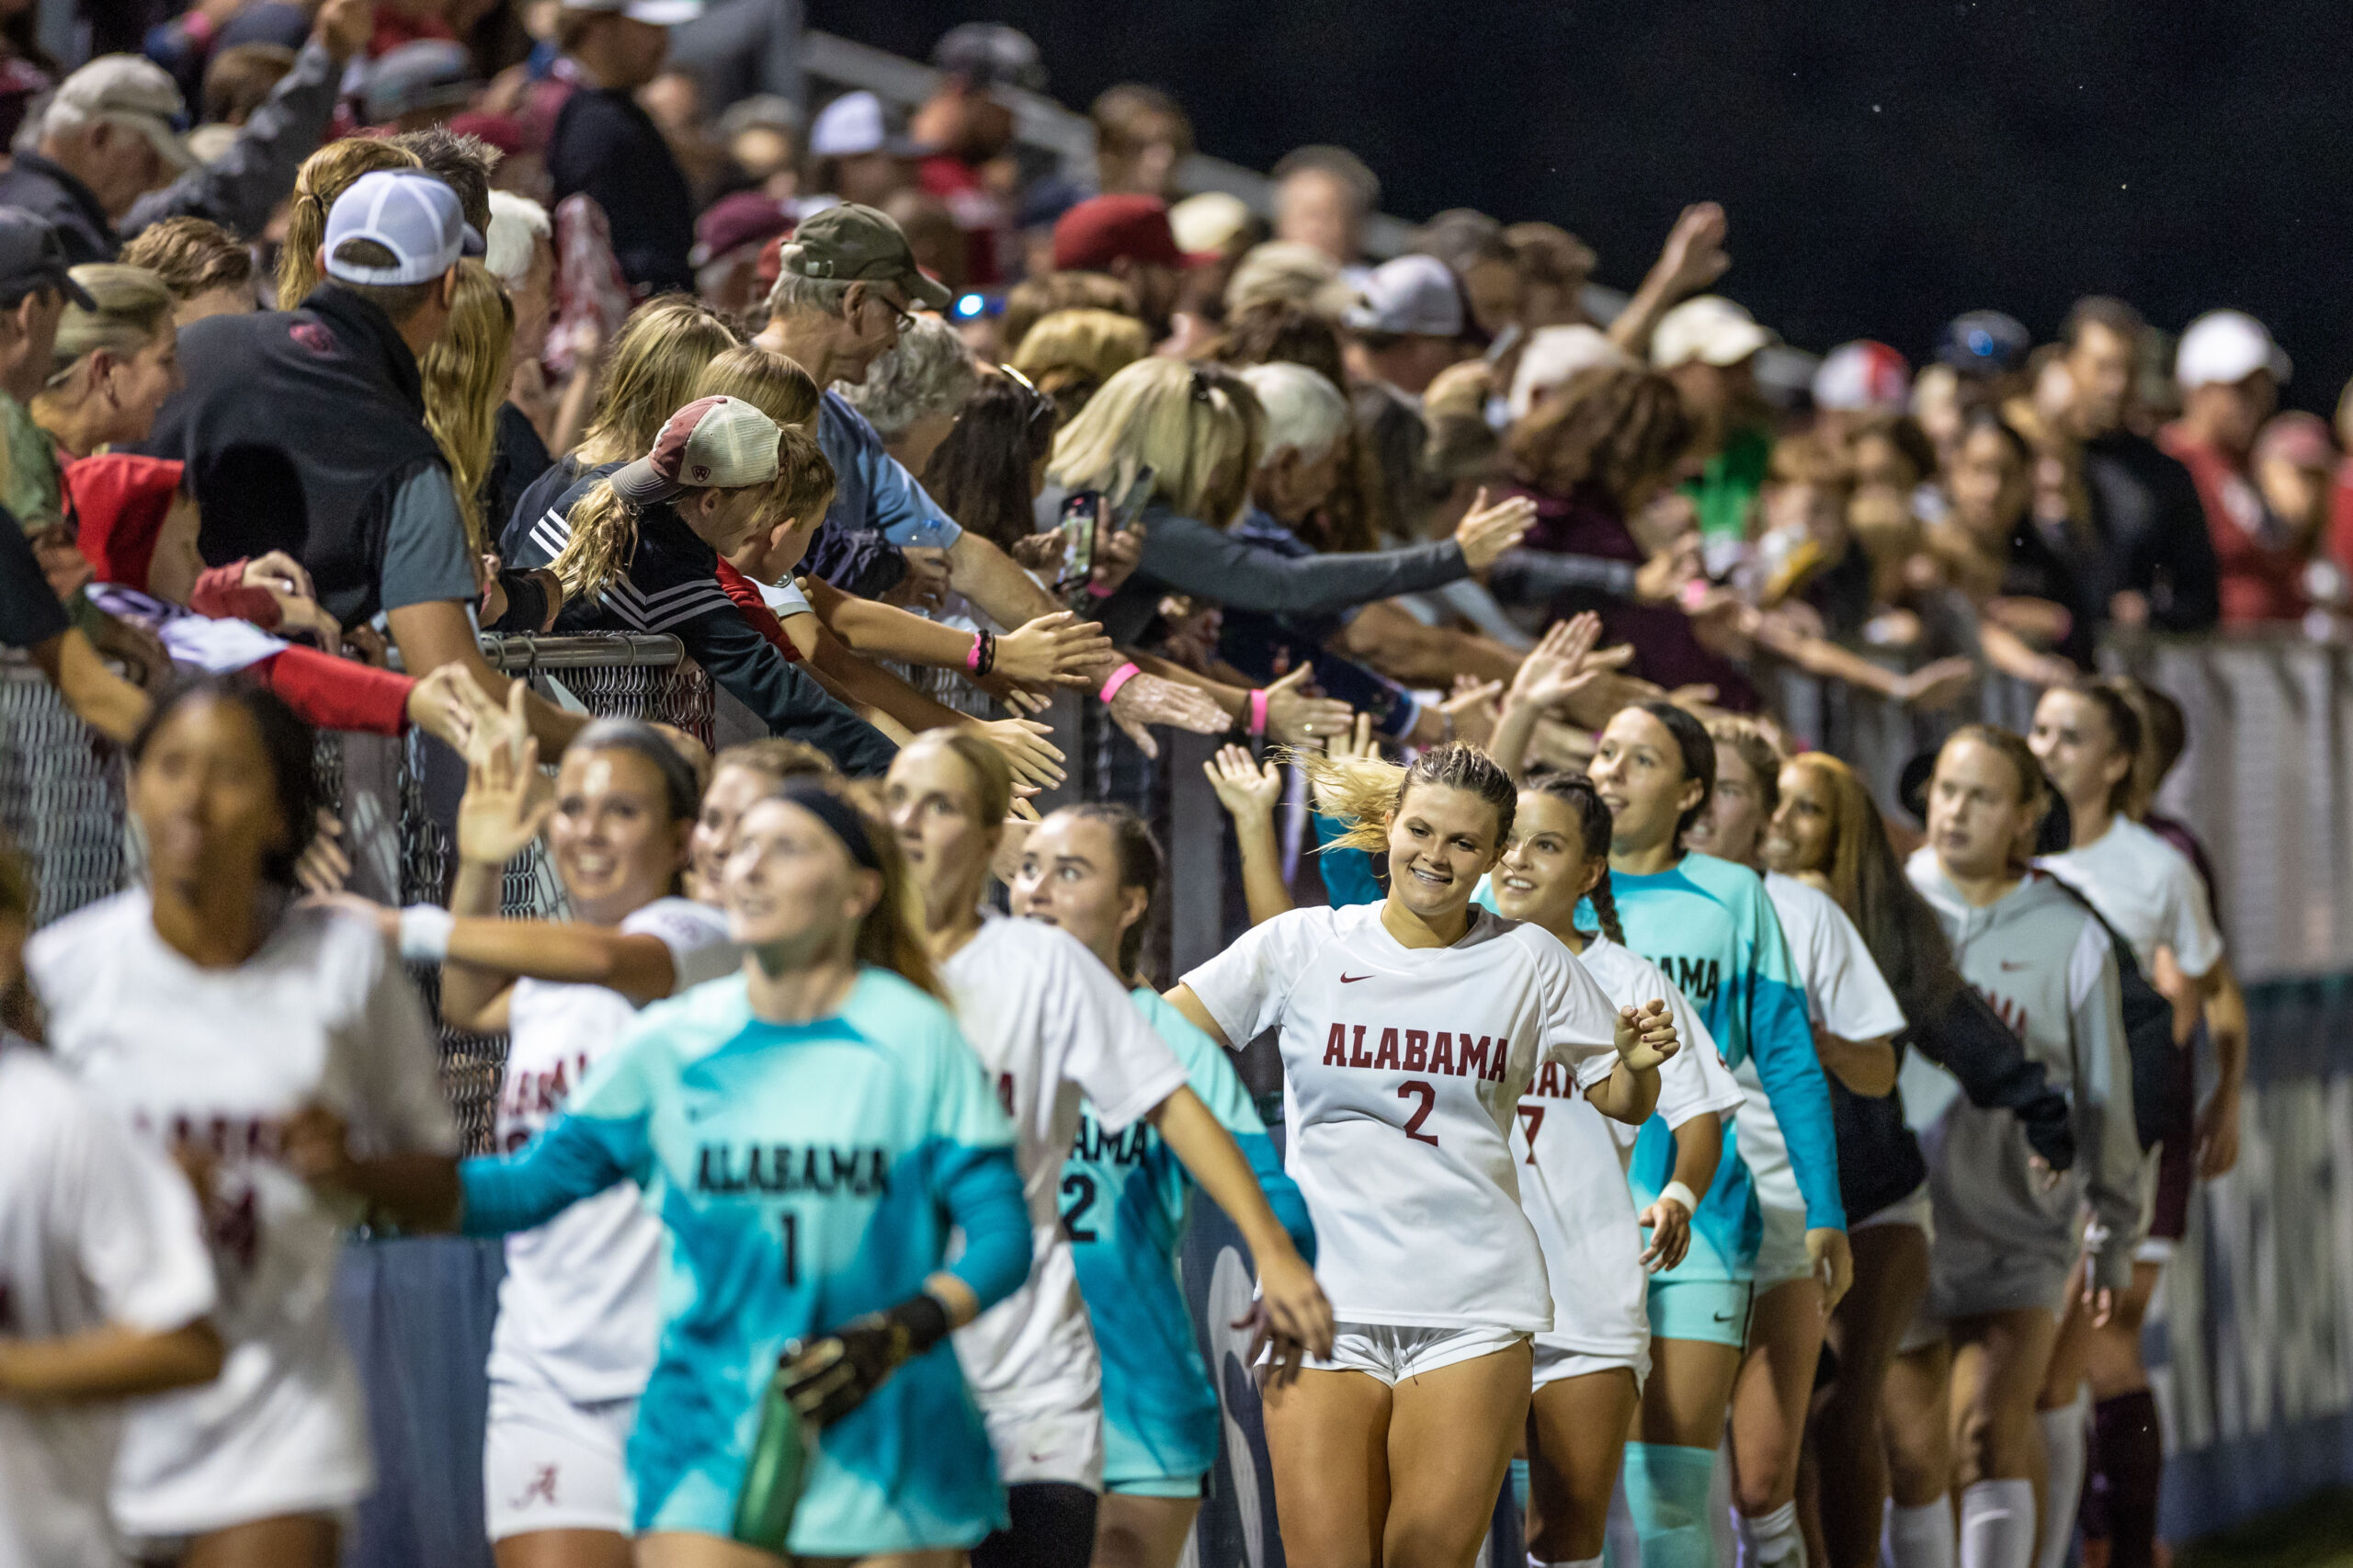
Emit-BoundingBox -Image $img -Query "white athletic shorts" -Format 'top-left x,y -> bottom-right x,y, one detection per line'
1531,1337 -> 1649,1393
1753,1199 -> 1814,1291
976,1381 -> 1106,1492
1293,1322 -> 1530,1385
483,1375 -> 637,1540
1856,1181 -> 1935,1242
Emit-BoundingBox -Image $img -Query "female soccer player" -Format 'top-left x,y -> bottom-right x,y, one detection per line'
1685,719 -> 1904,1568
28,684 -> 461,1568
1584,700 -> 1847,1568
687,738 -> 840,903
0,843 -> 224,1568
363,695 -> 743,1568
445,776 -> 1035,1567
885,731 -> 1333,1568
1009,802 -> 1316,1568
1165,741 -> 1678,1568
2027,682 -> 2234,1568
1485,773 -> 1743,1568
1893,726 -> 2143,1568
1762,753 -> 2075,1568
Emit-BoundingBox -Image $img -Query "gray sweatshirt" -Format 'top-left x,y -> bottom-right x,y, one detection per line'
1905,853 -> 2143,1292
121,37 -> 344,249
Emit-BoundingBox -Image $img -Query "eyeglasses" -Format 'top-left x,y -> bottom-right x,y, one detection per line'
873,292 -> 916,333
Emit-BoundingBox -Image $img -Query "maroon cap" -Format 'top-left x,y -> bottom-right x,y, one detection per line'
447,110 -> 524,158
693,190 -> 794,267
1051,194 -> 1204,273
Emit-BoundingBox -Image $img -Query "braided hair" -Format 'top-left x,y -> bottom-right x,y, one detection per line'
1527,773 -> 1625,946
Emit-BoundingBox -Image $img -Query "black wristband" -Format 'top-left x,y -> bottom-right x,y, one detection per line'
488,568 -> 550,634
884,1290 -> 952,1356
975,629 -> 997,676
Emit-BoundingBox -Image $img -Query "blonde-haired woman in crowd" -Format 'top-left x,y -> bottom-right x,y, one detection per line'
421,261 -> 516,565
34,264 -> 182,460
1009,306 -> 1150,423
276,138 -> 425,309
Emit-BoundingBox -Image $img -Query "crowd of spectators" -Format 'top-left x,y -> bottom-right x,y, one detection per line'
0,0 -> 2345,793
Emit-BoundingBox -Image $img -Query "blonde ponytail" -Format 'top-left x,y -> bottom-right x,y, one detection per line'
550,479 -> 641,602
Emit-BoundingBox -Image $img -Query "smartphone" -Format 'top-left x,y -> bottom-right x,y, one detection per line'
1058,467 -> 1154,599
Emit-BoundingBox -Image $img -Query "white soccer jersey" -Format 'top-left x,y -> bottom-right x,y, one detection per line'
1733,873 -> 1909,1211
940,915 -> 1189,1407
2037,818 -> 2225,981
487,897 -> 737,1404
27,892 -> 458,1539
1512,938 -> 1743,1359
0,1040 -> 216,1568
1182,901 -> 1621,1332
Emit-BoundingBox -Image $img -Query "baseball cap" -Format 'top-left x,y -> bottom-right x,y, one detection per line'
1169,191 -> 1252,258
2176,309 -> 2291,391
1935,310 -> 2031,378
1651,295 -> 1774,369
809,90 -> 926,159
1051,195 -> 1200,274
1812,339 -> 1911,412
1344,254 -> 1465,338
775,201 -> 953,310
363,40 -> 481,124
1509,324 -> 1635,419
693,191 -> 793,267
558,0 -> 704,24
931,22 -> 1046,92
613,396 -> 781,504
0,210 -> 98,309
323,170 -> 485,286
49,55 -> 198,175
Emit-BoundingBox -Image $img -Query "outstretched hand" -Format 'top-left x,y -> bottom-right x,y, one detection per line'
1613,998 -> 1681,1073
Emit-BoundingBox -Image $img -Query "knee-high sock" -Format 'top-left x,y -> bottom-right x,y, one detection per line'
2086,1392 -> 2161,1568
1959,1480 -> 2037,1568
1625,1443 -> 1722,1568
1514,1456 -> 1533,1517
1884,1497 -> 1956,1568
1607,1470 -> 1643,1568
1712,1437 -> 1738,1568
1535,1558 -> 1606,1568
1738,1500 -> 1805,1568
2037,1385 -> 2091,1568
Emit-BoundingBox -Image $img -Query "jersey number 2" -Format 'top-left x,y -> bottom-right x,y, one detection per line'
1399,1081 -> 1439,1146
1060,1173 -> 1099,1243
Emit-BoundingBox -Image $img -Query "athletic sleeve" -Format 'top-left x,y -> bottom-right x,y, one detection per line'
2159,856 -> 2225,980
1040,930 -> 1188,1135
922,1012 -> 1029,1308
1799,896 -> 1907,1042
671,596 -> 899,777
1311,810 -> 1385,908
343,926 -> 461,1158
459,1032 -> 657,1235
867,449 -> 962,550
2066,922 -> 2143,1293
619,898 -> 742,992
1742,888 -> 1847,1231
378,466 -> 482,614
1179,907 -> 1333,1050
1529,929 -> 1622,1089
60,1094 -> 217,1334
1136,989 -> 1315,1262
1918,986 -> 2075,1172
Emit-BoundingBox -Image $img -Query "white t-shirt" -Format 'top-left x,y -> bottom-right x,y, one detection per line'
487,897 -> 737,1403
1181,901 -> 1620,1332
1733,874 -> 1908,1212
940,915 -> 1189,1407
1512,938 -> 1743,1358
27,892 -> 459,1538
0,1040 -> 217,1568
2037,818 -> 2225,981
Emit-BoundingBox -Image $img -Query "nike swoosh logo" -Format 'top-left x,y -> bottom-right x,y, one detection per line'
1340,973 -> 1373,983
1999,960 -> 2029,971
1712,1311 -> 1738,1323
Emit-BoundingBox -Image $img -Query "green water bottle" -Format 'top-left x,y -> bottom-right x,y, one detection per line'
732,1356 -> 813,1553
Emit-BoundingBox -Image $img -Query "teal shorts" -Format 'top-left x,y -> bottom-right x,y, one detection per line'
1647,1277 -> 1754,1347
1108,1473 -> 1208,1500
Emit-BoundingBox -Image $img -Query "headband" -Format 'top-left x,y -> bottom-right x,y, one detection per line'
775,781 -> 881,871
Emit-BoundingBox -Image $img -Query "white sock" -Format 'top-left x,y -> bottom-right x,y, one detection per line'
1606,1471 -> 1643,1568
1959,1480 -> 2038,1568
1711,1437 -> 1738,1568
1884,1497 -> 1955,1568
1532,1557 -> 1604,1568
1740,1500 -> 1805,1568
2036,1387 -> 2091,1568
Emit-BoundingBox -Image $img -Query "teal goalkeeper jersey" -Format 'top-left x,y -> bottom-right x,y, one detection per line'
1601,853 -> 1843,1277
1061,987 -> 1315,1489
460,967 -> 1031,1555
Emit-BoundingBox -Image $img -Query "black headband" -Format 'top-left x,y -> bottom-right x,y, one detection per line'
775,781 -> 881,871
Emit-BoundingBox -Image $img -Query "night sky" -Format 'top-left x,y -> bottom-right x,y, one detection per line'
811,0 -> 2353,415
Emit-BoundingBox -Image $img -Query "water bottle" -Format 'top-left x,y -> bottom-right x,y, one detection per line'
732,1356 -> 812,1553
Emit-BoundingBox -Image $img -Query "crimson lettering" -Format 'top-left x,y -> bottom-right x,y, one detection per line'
1323,1024 -> 1348,1066
1372,1028 -> 1401,1070
1429,1031 -> 1456,1075
1458,1033 -> 1493,1080
1347,1026 -> 1372,1068
1404,1029 -> 1429,1072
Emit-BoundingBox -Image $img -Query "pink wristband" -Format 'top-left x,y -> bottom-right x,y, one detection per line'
965,631 -> 984,672
1086,578 -> 1116,598
1098,662 -> 1142,704
1248,688 -> 1269,738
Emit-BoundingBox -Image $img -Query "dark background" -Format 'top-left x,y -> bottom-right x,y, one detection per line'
810,0 -> 2353,414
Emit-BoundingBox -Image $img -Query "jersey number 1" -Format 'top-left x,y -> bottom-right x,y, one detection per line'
779,1212 -> 799,1286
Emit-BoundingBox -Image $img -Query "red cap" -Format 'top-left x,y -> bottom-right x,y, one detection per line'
1051,194 -> 1203,273
447,110 -> 524,158
63,454 -> 186,591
